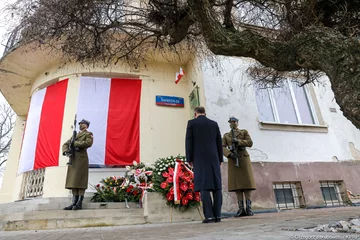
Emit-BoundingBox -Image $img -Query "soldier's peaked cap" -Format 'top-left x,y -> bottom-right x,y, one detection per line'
228,116 -> 239,122
79,119 -> 90,126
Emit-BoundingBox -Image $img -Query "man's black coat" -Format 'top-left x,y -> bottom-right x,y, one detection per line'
185,115 -> 223,192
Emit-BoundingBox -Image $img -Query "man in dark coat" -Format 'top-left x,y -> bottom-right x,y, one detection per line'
185,106 -> 223,223
223,116 -> 256,217
62,119 -> 93,210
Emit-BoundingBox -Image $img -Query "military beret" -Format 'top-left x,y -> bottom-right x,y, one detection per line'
228,116 -> 239,123
79,119 -> 90,127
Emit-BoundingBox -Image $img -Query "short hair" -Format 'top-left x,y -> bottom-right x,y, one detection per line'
194,106 -> 206,114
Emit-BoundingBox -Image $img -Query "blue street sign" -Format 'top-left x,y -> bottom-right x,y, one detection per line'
156,95 -> 184,107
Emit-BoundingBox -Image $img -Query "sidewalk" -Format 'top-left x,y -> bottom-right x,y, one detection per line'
1,206 -> 359,240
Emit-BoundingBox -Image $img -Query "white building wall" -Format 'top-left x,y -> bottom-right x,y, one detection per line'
202,56 -> 360,162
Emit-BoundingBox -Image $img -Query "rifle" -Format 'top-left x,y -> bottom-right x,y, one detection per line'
229,128 -> 240,167
65,114 -> 77,166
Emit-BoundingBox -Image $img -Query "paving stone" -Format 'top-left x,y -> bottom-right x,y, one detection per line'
0,207 -> 359,240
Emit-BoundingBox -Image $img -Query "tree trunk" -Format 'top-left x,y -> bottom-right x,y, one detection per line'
190,0 -> 360,129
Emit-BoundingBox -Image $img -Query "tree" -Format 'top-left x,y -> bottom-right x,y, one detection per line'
6,0 -> 360,129
0,102 -> 15,180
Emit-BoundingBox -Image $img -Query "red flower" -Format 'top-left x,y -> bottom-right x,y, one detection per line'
101,186 -> 105,190
189,183 -> 194,190
178,171 -> 184,178
96,184 -> 100,188
186,192 -> 193,200
194,192 -> 201,202
162,172 -> 169,178
166,177 -> 173,183
183,176 -> 191,182
182,197 -> 189,205
126,185 -> 133,193
160,181 -> 168,189
166,192 -> 174,201
179,192 -> 183,200
169,187 -> 174,194
168,167 -> 174,175
133,190 -> 138,195
180,182 -> 188,192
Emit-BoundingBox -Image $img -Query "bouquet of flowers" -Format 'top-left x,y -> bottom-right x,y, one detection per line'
91,161 -> 154,203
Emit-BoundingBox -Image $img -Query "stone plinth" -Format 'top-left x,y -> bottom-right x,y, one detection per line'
143,192 -> 204,223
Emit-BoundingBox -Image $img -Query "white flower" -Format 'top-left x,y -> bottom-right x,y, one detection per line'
125,166 -> 131,170
158,172 -> 161,175
167,157 -> 171,160
133,160 -> 138,166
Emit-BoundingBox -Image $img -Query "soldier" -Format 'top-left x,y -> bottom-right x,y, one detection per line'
62,119 -> 93,210
222,116 -> 256,217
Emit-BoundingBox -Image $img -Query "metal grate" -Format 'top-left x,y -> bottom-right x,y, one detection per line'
320,181 -> 343,206
273,182 -> 305,209
23,168 -> 45,198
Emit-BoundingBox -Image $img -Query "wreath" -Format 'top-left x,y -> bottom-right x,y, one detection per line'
153,156 -> 201,211
91,161 -> 154,203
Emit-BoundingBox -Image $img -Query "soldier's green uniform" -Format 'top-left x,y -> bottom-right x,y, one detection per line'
222,116 -> 256,217
62,119 -> 93,210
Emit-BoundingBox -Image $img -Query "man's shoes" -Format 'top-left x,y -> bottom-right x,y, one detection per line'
246,199 -> 254,216
63,195 -> 79,210
234,200 -> 247,217
215,217 -> 221,222
202,218 -> 215,223
72,196 -> 84,210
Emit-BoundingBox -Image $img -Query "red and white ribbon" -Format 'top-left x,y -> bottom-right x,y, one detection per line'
173,159 -> 194,204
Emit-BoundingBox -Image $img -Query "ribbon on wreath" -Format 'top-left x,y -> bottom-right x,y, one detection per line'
173,158 -> 194,204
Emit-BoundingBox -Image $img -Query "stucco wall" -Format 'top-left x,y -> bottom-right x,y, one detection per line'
0,59 -> 200,202
202,56 -> 360,163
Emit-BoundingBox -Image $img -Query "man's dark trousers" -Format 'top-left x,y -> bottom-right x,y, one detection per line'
200,190 -> 223,219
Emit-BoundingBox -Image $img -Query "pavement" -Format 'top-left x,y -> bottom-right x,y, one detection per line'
1,206 -> 360,240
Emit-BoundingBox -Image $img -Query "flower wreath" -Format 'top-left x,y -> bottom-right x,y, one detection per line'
153,156 -> 201,211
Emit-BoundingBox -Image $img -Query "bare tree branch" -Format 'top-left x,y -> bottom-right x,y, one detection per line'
3,0 -> 360,129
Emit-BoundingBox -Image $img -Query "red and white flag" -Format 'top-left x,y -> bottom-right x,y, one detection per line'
18,79 -> 68,174
76,77 -> 141,166
175,67 -> 185,84
18,77 -> 142,174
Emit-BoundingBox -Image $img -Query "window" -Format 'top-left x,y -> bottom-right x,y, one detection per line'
320,181 -> 344,206
273,182 -> 305,209
255,80 -> 318,125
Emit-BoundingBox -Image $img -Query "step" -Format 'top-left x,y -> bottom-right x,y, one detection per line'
1,209 -> 146,231
3,215 -> 146,231
4,208 -> 144,221
26,202 -> 140,212
0,199 -> 140,214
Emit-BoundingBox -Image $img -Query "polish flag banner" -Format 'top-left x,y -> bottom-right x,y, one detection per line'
18,77 -> 141,174
175,67 -> 185,84
18,79 -> 68,174
75,77 -> 141,166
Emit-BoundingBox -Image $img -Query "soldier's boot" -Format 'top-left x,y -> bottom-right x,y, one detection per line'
246,199 -> 254,216
234,200 -> 247,217
64,195 -> 79,210
73,196 -> 84,210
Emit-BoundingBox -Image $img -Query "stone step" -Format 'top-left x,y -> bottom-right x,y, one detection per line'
3,215 -> 146,231
0,200 -> 140,214
4,208 -> 144,221
28,202 -> 140,212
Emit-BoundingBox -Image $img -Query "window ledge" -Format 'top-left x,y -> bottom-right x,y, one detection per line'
259,121 -> 328,133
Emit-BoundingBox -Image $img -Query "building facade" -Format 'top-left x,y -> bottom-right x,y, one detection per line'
0,39 -> 359,212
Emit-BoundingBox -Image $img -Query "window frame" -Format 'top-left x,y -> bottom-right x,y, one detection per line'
258,79 -> 319,126
273,182 -> 302,209
320,181 -> 343,206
